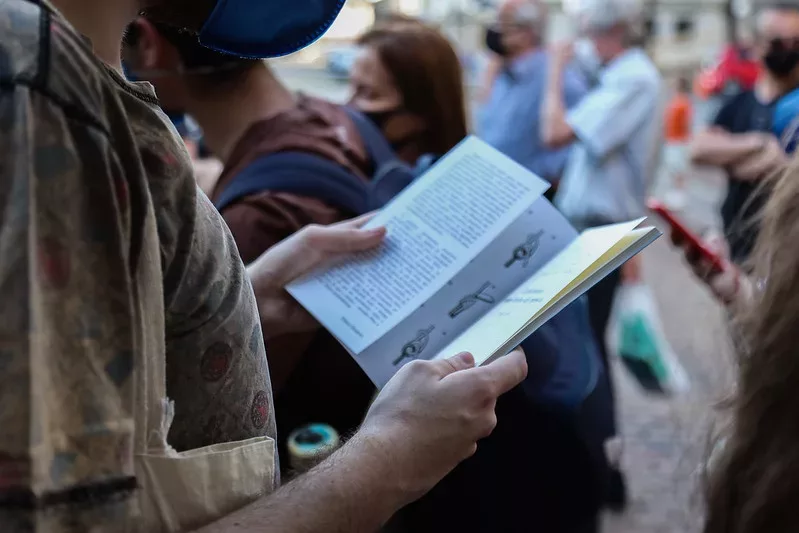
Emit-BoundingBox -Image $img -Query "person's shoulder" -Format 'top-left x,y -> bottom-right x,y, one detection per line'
607,49 -> 660,87
1,0 -> 121,135
716,90 -> 758,116
0,0 -> 47,82
726,89 -> 757,105
301,94 -> 343,117
631,52 -> 660,83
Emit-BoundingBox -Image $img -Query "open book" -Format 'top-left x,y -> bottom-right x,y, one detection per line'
287,136 -> 661,388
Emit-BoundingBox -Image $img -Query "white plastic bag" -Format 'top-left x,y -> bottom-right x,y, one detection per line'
608,282 -> 690,396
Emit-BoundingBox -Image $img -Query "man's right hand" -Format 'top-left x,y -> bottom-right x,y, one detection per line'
195,349 -> 527,533
354,349 -> 528,503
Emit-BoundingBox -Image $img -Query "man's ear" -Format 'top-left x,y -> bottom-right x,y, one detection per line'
128,17 -> 172,71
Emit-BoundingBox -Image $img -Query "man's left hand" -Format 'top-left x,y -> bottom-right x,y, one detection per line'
248,213 -> 387,338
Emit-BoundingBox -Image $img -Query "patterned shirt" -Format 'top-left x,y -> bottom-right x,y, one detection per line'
0,0 -> 276,530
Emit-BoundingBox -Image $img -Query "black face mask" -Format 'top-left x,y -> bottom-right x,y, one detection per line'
485,27 -> 507,57
362,108 -> 420,154
764,39 -> 799,77
363,108 -> 402,132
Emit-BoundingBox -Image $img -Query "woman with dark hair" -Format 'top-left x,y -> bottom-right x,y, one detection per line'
349,19 -> 469,165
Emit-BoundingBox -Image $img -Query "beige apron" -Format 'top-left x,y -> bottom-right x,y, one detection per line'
131,204 -> 276,532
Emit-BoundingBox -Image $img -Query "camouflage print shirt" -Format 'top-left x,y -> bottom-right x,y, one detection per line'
0,0 -> 276,530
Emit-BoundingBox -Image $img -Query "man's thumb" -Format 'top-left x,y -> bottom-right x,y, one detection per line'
304,224 -> 386,254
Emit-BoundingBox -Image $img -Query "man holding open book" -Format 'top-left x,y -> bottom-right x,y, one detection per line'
0,0 -> 530,531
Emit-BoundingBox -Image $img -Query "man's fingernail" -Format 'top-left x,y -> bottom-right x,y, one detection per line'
457,352 -> 475,365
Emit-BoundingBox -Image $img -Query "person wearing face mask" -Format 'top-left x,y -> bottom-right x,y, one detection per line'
0,0 -> 530,532
541,0 -> 664,511
349,17 -> 469,167
690,0 -> 799,266
346,17 -> 614,533
477,0 -> 589,203
121,17 -> 400,480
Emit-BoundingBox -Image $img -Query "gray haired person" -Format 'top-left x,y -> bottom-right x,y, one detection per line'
540,0 -> 664,511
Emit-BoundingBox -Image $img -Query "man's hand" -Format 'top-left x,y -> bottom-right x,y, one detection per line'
247,214 -> 386,338
195,349 -> 527,533
729,133 -> 788,182
542,41 -> 576,147
354,349 -> 528,503
550,41 -> 574,69
690,130 -> 785,177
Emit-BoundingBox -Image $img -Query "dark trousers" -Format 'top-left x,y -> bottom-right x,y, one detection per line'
586,267 -> 622,435
386,384 -> 604,533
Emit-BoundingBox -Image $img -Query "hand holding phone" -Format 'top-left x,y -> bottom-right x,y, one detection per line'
646,199 -> 726,274
647,199 -> 743,304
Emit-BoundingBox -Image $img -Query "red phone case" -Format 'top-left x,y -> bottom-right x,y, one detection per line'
646,199 -> 725,273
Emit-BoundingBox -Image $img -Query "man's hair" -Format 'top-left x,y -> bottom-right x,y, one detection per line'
124,20 -> 260,88
511,1 -> 547,37
580,0 -> 643,37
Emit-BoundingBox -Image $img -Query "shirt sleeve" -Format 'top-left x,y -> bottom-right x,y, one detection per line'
159,189 -> 278,455
218,194 -> 336,393
563,67 -> 590,110
566,80 -> 654,159
0,85 -> 139,528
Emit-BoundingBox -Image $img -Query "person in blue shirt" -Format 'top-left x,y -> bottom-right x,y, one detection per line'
478,0 -> 589,202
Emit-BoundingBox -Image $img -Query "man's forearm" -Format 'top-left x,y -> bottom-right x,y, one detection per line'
194,433 -> 407,533
541,62 -> 571,148
690,130 -> 763,167
478,57 -> 502,103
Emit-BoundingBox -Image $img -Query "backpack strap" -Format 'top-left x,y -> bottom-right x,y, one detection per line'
413,153 -> 438,177
215,107 -> 402,214
214,151 -> 369,215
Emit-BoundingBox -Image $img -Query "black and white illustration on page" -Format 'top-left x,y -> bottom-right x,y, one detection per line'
448,282 -> 497,318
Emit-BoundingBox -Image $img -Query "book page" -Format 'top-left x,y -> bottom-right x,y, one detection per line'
433,220 -> 652,365
355,198 -> 578,387
287,136 -> 549,354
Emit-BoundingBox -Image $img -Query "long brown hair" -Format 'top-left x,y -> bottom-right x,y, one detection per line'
704,159 -> 799,532
357,18 -> 469,157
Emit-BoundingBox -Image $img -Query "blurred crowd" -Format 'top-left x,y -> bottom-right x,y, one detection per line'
4,0 -> 799,532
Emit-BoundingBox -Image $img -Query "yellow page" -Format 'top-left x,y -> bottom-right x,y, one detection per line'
527,228 -> 651,326
433,219 -> 647,365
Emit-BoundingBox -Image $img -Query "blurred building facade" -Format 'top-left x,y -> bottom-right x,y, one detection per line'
413,0 -> 733,74
277,0 -> 740,78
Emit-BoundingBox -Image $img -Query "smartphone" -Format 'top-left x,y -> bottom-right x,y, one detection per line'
646,199 -> 726,274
